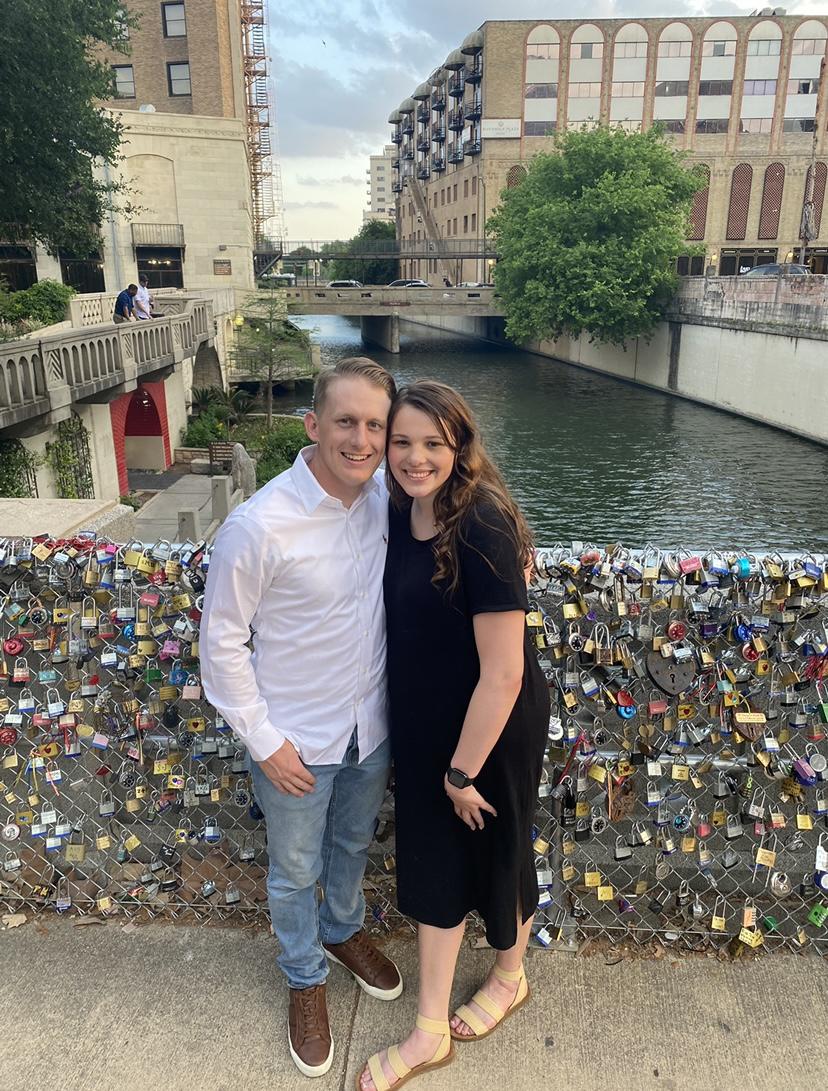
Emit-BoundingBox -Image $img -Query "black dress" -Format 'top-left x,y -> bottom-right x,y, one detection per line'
383,499 -> 550,950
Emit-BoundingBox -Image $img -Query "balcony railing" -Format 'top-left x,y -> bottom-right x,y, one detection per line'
417,166 -> 430,180
392,180 -> 403,193
465,97 -> 482,121
417,135 -> 431,152
392,157 -> 401,170
391,129 -> 403,144
448,73 -> 465,98
401,118 -> 414,135
463,139 -> 482,156
431,156 -> 446,172
448,145 -> 465,164
447,109 -> 464,132
465,58 -> 483,84
417,103 -> 430,122
432,125 -> 446,143
130,223 -> 185,249
431,92 -> 446,112
402,147 -> 415,161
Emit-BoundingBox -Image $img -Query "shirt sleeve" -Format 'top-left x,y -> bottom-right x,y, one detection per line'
199,515 -> 287,762
457,504 -> 529,617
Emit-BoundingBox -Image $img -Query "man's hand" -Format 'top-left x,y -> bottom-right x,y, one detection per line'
259,739 -> 316,796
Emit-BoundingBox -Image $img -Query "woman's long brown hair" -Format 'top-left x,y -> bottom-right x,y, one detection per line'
386,380 -> 534,593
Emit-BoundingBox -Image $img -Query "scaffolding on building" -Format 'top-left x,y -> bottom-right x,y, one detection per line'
240,0 -> 284,244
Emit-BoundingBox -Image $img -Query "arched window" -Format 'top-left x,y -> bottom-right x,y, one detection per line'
506,165 -> 528,188
524,24 -> 560,136
726,163 -> 753,240
803,162 -> 828,236
688,165 -> 710,240
758,163 -> 785,239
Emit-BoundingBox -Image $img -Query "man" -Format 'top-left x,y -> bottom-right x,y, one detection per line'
134,275 -> 153,320
113,283 -> 137,322
200,357 -> 401,1078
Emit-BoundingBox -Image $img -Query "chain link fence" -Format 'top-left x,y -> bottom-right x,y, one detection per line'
1,537 -> 827,955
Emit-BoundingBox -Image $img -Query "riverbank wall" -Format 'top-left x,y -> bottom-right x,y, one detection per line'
403,276 -> 828,447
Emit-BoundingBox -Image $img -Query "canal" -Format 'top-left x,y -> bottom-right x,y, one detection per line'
285,315 -> 828,549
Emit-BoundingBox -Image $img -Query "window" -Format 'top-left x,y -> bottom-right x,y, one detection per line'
453,184 -> 458,200
463,215 -> 468,232
441,189 -> 445,206
614,41 -> 648,59
162,2 -> 186,37
453,217 -> 458,234
471,213 -> 477,231
741,117 -> 772,134
112,65 -> 135,98
676,255 -> 705,275
136,247 -> 184,289
696,119 -> 730,134
654,80 -> 689,97
702,40 -> 736,57
524,121 -> 556,135
568,82 -> 602,97
525,83 -> 558,98
433,194 -> 438,208
791,39 -> 825,56
611,82 -> 645,97
657,40 -> 691,58
571,42 -> 603,59
446,219 -> 451,235
660,120 -> 685,134
464,179 -> 469,197
526,42 -> 560,60
698,80 -> 733,96
471,176 -> 477,195
747,38 -> 781,56
743,80 -> 777,96
788,79 -> 820,95
783,118 -> 816,133
167,62 -> 191,96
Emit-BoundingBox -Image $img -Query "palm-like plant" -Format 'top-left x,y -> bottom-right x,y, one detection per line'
191,386 -> 221,416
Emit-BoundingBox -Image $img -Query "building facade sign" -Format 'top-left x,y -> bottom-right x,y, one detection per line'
481,118 -> 521,139
213,259 -> 233,275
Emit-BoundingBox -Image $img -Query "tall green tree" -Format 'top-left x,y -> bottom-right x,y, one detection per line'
488,125 -> 704,346
330,220 -> 398,285
0,1 -> 135,254
231,289 -> 314,428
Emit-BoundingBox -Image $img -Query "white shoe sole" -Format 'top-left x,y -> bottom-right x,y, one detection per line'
324,949 -> 404,1001
288,1026 -> 334,1078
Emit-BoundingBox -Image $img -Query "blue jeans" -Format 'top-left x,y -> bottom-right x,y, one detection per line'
250,730 -> 391,989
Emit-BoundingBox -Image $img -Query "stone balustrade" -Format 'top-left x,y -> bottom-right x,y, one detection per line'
0,298 -> 213,434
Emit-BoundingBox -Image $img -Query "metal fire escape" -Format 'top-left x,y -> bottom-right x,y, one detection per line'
240,0 -> 285,263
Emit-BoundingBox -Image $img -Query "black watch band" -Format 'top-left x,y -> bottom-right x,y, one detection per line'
447,766 -> 475,789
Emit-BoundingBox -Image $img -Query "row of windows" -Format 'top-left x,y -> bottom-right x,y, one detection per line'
524,33 -> 826,64
522,75 -> 821,102
119,3 -> 187,39
519,115 -> 823,136
113,62 -> 191,98
433,176 -> 479,207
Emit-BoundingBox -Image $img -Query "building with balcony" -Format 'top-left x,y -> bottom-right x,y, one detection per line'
388,15 -> 828,284
3,0 -> 257,297
363,145 -> 397,224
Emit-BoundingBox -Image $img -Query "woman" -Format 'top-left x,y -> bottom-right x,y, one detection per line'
357,381 -> 550,1091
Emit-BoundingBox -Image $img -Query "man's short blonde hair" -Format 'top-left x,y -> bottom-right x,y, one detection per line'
312,357 -> 396,414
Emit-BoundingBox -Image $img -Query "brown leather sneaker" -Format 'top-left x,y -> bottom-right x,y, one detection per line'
323,931 -> 403,1001
288,984 -> 334,1078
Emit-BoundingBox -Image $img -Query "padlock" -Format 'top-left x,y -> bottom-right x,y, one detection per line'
724,814 -> 743,840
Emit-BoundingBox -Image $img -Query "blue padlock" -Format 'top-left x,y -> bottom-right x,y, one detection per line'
617,703 -> 637,720
732,556 -> 752,579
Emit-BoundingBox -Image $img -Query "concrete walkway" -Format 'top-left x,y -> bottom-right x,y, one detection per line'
2,919 -> 826,1091
134,473 -> 214,542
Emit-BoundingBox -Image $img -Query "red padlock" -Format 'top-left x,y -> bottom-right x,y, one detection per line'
0,725 -> 18,747
741,642 -> 761,663
616,688 -> 636,707
3,636 -> 25,656
666,620 -> 688,642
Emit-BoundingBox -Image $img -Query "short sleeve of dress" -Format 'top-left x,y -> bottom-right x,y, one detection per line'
457,503 -> 529,616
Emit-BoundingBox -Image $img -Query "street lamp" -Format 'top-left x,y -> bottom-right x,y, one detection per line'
233,313 -> 244,327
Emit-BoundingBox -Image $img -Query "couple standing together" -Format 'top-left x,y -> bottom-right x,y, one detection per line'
200,357 -> 549,1089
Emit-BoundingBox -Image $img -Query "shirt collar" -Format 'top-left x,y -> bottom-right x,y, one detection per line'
291,445 -> 382,513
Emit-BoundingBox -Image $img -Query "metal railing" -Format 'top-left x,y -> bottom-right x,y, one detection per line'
130,224 -> 186,249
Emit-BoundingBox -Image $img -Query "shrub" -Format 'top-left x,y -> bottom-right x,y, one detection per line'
0,279 -> 75,326
255,417 -> 307,487
180,407 -> 226,447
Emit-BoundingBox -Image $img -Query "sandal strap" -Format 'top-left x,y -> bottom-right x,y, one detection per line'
492,964 -> 524,983
386,1045 -> 410,1081
469,989 -> 505,1022
367,1052 -> 391,1091
415,1013 -> 449,1036
453,1003 -> 489,1036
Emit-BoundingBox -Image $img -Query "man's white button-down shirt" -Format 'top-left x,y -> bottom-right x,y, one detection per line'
200,446 -> 389,765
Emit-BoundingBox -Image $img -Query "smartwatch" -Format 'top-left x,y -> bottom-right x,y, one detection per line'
447,767 -> 475,789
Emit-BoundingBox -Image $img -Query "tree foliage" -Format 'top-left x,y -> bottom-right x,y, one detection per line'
0,0 -> 136,254
488,126 -> 705,346
329,220 -> 399,285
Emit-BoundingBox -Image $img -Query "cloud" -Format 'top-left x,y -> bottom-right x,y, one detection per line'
297,174 -> 365,186
284,200 -> 340,210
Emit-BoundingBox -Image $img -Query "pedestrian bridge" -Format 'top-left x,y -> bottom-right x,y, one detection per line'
284,286 -> 504,352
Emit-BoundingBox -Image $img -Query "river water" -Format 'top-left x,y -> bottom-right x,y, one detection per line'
284,315 -> 828,550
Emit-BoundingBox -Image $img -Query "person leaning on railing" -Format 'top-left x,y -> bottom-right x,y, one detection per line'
113,284 -> 138,323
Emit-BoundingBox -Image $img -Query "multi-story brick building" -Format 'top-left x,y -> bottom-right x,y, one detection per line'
389,15 -> 828,284
364,146 -> 397,223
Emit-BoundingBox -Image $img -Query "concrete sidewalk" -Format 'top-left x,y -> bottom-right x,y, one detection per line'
1,919 -> 826,1091
134,474 -> 213,541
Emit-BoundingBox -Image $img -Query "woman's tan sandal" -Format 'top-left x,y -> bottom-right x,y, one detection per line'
356,1014 -> 455,1091
451,964 -> 530,1042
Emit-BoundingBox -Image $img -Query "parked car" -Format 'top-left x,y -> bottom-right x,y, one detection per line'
458,281 -> 494,288
387,279 -> 431,287
327,279 -> 362,288
741,263 -> 811,277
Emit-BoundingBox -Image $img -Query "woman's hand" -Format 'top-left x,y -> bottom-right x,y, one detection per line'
444,775 -> 498,830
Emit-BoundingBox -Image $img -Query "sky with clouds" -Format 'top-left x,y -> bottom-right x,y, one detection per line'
269,1 -> 824,239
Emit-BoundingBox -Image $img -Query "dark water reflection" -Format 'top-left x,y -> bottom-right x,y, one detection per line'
284,315 -> 828,550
